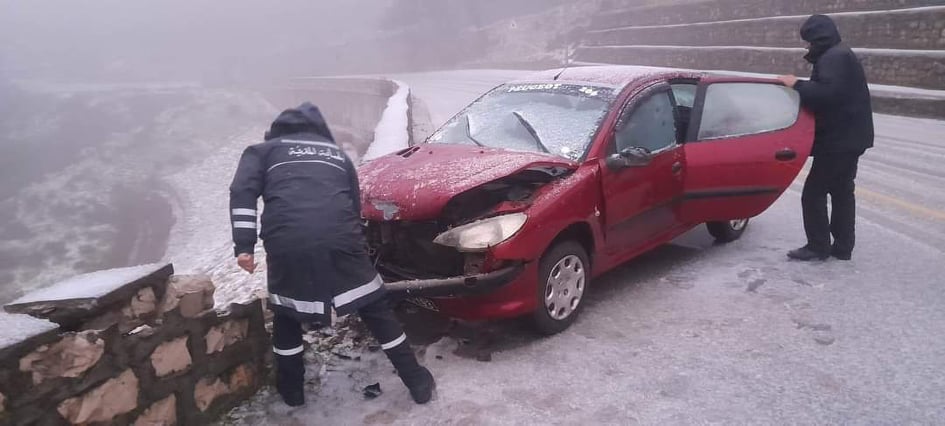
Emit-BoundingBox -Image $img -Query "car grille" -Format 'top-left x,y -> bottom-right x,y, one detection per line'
366,221 -> 465,281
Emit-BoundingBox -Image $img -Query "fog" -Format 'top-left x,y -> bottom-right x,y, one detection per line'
0,0 -> 393,83
0,0 -> 587,84
0,0 -> 606,302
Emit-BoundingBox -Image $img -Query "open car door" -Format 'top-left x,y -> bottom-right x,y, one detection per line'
680,78 -> 814,224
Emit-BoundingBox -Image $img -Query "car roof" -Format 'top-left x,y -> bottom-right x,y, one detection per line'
514,65 -> 703,90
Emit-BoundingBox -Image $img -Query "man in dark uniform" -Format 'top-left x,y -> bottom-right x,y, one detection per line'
778,14 -> 874,261
229,102 -> 435,406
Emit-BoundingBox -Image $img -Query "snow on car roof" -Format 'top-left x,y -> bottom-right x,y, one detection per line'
515,65 -> 700,90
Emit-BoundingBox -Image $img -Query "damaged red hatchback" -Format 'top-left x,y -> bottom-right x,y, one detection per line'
359,66 -> 813,334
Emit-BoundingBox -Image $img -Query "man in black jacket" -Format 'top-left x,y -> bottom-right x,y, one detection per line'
778,14 -> 874,261
229,102 -> 435,406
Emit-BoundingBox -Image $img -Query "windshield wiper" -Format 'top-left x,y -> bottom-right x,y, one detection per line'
464,115 -> 485,147
512,111 -> 550,154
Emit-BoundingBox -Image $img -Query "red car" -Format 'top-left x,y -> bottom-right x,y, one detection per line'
359,66 -> 813,334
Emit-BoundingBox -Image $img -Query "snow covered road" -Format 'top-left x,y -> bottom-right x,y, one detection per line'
853,114 -> 945,250
224,69 -> 945,424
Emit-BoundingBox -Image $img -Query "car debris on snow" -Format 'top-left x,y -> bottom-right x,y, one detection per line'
362,383 -> 383,399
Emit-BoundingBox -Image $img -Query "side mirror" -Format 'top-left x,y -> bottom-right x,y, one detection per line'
605,146 -> 652,170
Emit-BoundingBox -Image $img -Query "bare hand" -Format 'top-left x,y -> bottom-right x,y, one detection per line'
237,253 -> 256,273
777,75 -> 799,88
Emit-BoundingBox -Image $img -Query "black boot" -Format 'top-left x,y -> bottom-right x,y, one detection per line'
787,246 -> 829,261
831,246 -> 852,261
272,314 -> 306,407
405,366 -> 435,404
279,390 -> 305,407
275,360 -> 306,407
385,343 -> 436,404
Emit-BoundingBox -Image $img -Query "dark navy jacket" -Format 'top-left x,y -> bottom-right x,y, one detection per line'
229,103 -> 363,256
229,103 -> 384,323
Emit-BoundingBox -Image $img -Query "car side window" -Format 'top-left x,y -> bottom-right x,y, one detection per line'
615,91 -> 677,154
671,83 -> 697,142
697,83 -> 800,140
671,84 -> 697,108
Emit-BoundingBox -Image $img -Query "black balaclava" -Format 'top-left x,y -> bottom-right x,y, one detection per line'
800,14 -> 842,64
264,102 -> 335,142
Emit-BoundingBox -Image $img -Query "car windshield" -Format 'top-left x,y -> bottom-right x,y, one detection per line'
427,83 -> 617,161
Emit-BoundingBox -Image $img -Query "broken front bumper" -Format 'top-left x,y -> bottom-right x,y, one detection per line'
382,263 -> 524,299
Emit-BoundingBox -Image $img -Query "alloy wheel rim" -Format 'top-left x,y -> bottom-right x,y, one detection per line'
544,255 -> 586,321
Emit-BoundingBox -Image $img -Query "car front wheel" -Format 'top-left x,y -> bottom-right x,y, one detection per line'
531,241 -> 589,335
706,218 -> 750,243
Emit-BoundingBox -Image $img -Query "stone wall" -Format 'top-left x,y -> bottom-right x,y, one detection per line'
0,264 -> 268,425
579,0 -> 945,118
870,90 -> 945,118
575,45 -> 945,90
592,0 -> 945,29
587,7 -> 945,50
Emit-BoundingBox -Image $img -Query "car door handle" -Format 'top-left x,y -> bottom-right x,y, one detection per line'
775,148 -> 797,161
671,161 -> 683,175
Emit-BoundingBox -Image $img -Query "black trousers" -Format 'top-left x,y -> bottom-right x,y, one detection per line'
271,298 -> 421,399
801,153 -> 861,255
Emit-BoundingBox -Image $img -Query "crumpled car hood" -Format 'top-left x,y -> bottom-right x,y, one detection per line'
358,144 -> 576,221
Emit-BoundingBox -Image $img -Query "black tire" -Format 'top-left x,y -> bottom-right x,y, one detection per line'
706,218 -> 750,243
530,241 -> 590,335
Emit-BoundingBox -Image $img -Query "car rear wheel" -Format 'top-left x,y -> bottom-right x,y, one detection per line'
530,241 -> 589,335
706,218 -> 750,243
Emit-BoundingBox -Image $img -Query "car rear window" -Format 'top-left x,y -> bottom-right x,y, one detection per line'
697,83 -> 800,141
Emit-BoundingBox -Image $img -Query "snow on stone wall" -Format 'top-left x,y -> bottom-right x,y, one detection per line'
586,7 -> 945,51
593,0 -> 945,29
576,45 -> 945,91
0,265 -> 268,425
362,80 -> 412,162
581,0 -> 945,117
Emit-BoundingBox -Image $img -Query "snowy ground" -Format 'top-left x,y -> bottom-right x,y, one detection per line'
216,70 -> 945,424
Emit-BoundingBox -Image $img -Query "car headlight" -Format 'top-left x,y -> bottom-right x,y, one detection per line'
433,213 -> 527,252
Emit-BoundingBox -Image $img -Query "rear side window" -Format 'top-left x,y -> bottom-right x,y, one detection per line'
697,83 -> 800,141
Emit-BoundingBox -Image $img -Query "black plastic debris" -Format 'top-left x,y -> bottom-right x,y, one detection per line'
331,350 -> 361,361
363,383 -> 383,399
